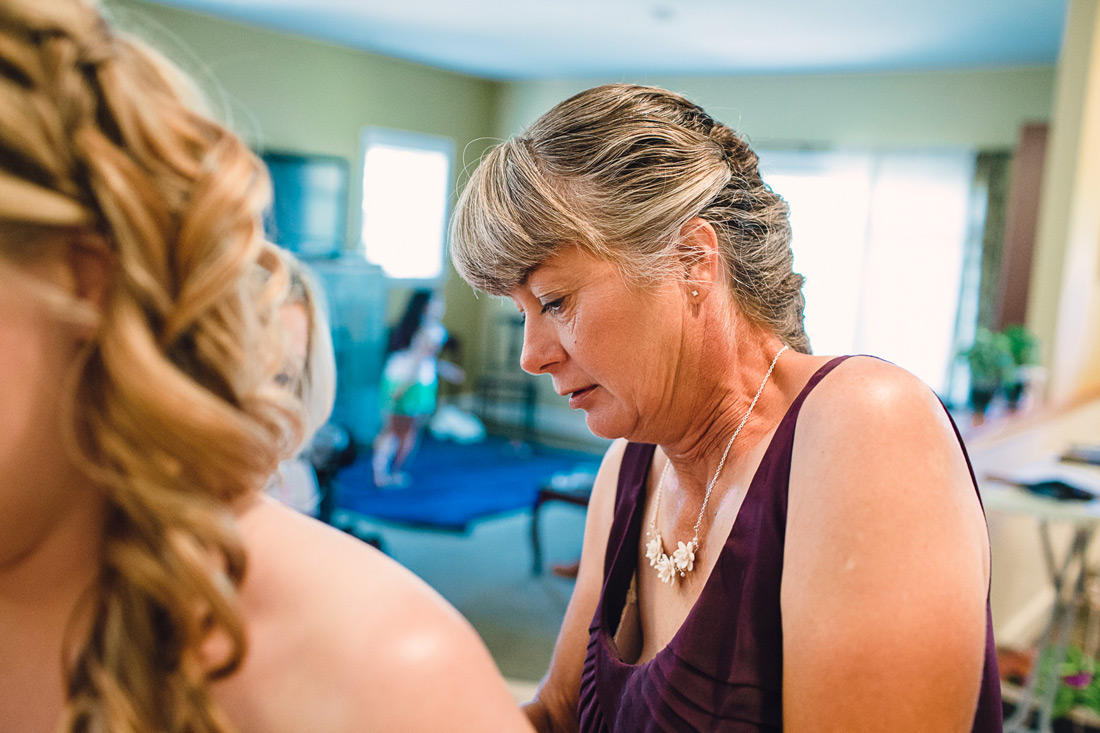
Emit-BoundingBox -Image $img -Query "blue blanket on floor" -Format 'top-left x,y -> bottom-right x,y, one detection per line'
334,437 -> 602,532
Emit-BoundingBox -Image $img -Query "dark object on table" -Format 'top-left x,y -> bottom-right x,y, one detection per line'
1022,480 -> 1095,501
1025,479 -> 1095,501
1061,443 -> 1100,467
989,474 -> 1095,501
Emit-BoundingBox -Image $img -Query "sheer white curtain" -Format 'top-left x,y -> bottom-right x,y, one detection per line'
759,149 -> 976,395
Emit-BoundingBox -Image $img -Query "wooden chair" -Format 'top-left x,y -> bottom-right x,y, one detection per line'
531,470 -> 596,574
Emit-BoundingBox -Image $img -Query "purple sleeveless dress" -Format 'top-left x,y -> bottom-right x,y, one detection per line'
577,356 -> 1002,731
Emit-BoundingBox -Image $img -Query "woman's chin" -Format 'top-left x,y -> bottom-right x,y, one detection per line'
582,411 -> 628,441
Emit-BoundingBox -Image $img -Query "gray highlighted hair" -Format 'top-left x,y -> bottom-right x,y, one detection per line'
450,83 -> 810,354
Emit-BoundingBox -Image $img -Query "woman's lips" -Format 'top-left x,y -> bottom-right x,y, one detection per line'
568,385 -> 596,409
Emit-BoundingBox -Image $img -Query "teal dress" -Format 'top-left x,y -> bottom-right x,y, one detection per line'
379,323 -> 447,417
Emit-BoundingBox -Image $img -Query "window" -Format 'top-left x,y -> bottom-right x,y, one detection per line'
359,128 -> 453,281
758,149 -> 977,395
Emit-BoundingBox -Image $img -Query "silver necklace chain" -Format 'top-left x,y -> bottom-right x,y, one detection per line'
646,344 -> 789,585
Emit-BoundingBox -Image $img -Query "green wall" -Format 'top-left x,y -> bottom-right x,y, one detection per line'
105,0 -> 502,382
496,68 -> 1055,148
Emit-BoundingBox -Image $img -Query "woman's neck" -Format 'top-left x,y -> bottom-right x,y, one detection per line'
658,322 -> 789,493
0,480 -> 105,690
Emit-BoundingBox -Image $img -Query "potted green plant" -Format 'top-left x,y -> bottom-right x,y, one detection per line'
960,327 -> 1014,420
1035,643 -> 1100,725
1002,324 -> 1040,410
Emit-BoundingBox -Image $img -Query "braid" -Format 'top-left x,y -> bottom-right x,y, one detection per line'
700,121 -> 811,354
0,2 -> 299,730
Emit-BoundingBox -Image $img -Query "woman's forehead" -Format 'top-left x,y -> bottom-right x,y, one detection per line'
525,244 -> 602,280
514,248 -> 622,303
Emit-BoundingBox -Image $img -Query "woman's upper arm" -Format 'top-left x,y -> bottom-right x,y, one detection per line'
524,438 -> 627,732
782,359 -> 990,733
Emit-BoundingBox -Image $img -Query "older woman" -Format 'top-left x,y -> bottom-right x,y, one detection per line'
451,84 -> 1001,732
0,2 -> 531,731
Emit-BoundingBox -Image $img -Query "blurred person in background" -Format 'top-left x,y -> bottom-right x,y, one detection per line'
373,289 -> 465,486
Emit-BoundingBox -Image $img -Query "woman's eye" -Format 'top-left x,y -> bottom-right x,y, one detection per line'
540,297 -> 566,315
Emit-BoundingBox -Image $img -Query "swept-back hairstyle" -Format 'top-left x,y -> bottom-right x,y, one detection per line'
451,83 -> 810,353
0,1 -> 299,730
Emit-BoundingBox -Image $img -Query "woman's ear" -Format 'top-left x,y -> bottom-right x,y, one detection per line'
64,232 -> 113,336
678,217 -> 722,302
68,233 -> 112,305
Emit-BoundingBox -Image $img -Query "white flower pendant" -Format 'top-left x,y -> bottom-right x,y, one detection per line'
646,533 -> 698,585
672,540 -> 696,574
656,555 -> 676,584
645,534 -> 663,567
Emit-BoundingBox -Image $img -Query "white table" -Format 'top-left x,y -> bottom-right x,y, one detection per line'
982,460 -> 1100,732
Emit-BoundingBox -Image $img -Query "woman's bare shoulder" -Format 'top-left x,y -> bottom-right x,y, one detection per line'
236,497 -> 435,621
790,355 -> 970,506
797,355 -> 950,433
223,498 -> 532,732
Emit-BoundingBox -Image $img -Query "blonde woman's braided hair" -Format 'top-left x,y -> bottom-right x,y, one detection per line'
0,1 -> 299,730
451,83 -> 810,354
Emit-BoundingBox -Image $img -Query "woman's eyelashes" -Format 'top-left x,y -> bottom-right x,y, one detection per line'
515,292 -> 566,322
540,296 -> 566,316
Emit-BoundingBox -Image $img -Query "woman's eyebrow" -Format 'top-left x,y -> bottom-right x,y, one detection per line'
519,265 -> 539,285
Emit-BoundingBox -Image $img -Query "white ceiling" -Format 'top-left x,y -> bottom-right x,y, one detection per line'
140,0 -> 1069,81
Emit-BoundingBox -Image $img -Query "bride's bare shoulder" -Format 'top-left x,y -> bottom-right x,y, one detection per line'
219,498 -> 532,732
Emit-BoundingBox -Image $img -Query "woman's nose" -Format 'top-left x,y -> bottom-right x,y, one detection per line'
519,316 -> 564,375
